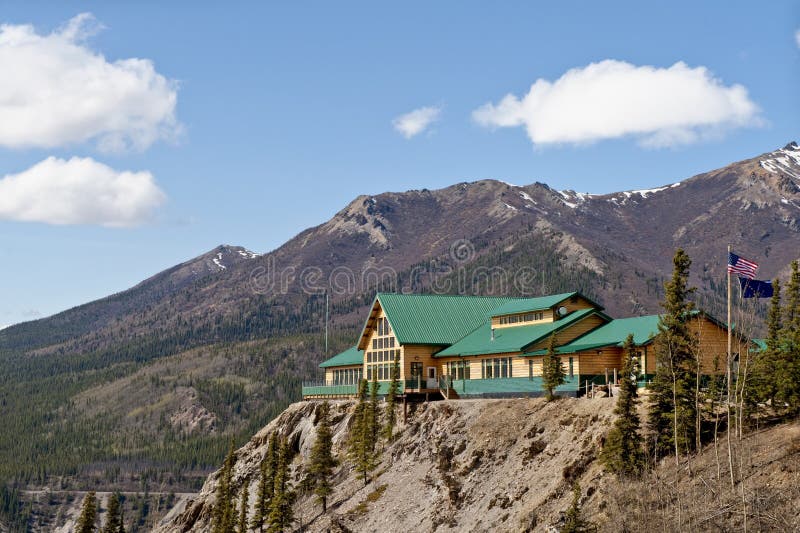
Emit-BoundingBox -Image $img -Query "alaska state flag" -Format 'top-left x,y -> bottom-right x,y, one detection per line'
738,277 -> 774,298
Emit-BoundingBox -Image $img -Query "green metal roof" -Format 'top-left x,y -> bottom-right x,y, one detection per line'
319,346 -> 363,368
526,315 -> 661,356
435,308 -> 605,357
371,293 -> 521,346
488,292 -> 604,317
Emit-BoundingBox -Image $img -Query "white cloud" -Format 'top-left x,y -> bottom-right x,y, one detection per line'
0,157 -> 166,227
0,13 -> 180,152
392,106 -> 441,138
472,60 -> 760,148
795,29 -> 800,48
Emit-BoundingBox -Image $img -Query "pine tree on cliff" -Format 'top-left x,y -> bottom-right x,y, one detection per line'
102,492 -> 122,533
267,438 -> 295,532
776,260 -> 800,415
542,334 -> 565,401
368,373 -> 381,451
237,482 -> 249,533
76,491 -> 98,533
648,248 -> 698,460
308,401 -> 337,512
600,334 -> 644,476
251,432 -> 278,532
212,441 -> 238,533
348,378 -> 378,486
752,279 -> 781,407
561,482 -> 595,533
382,352 -> 400,442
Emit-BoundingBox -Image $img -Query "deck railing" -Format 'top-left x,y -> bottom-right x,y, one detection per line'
301,380 -> 358,397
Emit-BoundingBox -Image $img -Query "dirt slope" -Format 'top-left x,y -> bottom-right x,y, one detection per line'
156,397 -> 800,533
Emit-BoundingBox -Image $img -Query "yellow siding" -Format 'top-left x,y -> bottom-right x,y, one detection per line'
527,314 -> 607,351
511,356 -> 527,378
577,348 -> 623,376
560,295 -> 596,313
402,344 -> 438,383
692,316 -> 728,375
525,355 -> 578,378
640,317 -> 729,376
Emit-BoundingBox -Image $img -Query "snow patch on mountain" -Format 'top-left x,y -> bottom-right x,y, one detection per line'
759,142 -> 800,181
212,253 -> 226,270
557,190 -> 593,209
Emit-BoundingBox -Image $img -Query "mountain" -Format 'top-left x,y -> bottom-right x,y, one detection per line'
0,142 -> 798,512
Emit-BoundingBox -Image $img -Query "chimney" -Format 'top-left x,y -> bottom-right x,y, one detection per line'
491,327 -> 495,341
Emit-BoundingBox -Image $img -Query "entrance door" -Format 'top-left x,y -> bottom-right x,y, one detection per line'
426,366 -> 438,389
410,362 -> 423,389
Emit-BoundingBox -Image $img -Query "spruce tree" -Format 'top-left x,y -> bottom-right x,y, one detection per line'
600,334 -> 644,476
752,279 -> 782,407
348,379 -> 377,486
648,248 -> 698,459
308,401 -> 337,512
212,442 -> 237,533
76,491 -> 98,533
382,352 -> 400,442
237,483 -> 249,533
368,373 -> 381,451
776,260 -> 800,415
267,439 -> 294,532
102,492 -> 122,533
561,482 -> 595,533
251,432 -> 277,532
542,334 -> 566,401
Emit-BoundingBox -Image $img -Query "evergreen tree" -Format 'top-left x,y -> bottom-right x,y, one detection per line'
542,334 -> 565,401
76,491 -> 98,533
648,248 -> 698,459
237,482 -> 249,533
776,261 -> 800,414
368,373 -> 381,451
752,279 -> 782,407
267,439 -> 294,532
561,482 -> 595,533
600,334 -> 644,476
212,442 -> 237,533
348,379 -> 377,486
102,492 -> 122,533
308,401 -> 337,512
382,352 -> 400,442
251,432 -> 277,532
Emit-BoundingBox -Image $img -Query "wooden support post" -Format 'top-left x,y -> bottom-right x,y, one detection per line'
604,368 -> 609,386
403,395 -> 407,423
613,368 -> 618,386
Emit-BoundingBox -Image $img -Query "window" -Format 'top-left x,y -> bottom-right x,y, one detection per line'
446,361 -> 470,380
372,339 -> 377,349
568,357 -> 574,378
482,357 -> 512,379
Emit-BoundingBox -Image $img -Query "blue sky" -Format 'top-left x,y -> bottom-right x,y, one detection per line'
0,1 -> 798,327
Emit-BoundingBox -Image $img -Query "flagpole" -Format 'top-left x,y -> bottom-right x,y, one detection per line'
727,244 -> 732,402
726,244 -> 735,488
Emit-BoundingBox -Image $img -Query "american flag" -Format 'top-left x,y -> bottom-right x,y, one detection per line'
728,252 -> 758,279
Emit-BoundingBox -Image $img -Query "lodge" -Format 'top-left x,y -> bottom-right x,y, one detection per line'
301,291 -> 734,400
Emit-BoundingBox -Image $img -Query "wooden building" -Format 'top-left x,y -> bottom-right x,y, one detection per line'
301,291 -> 739,399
